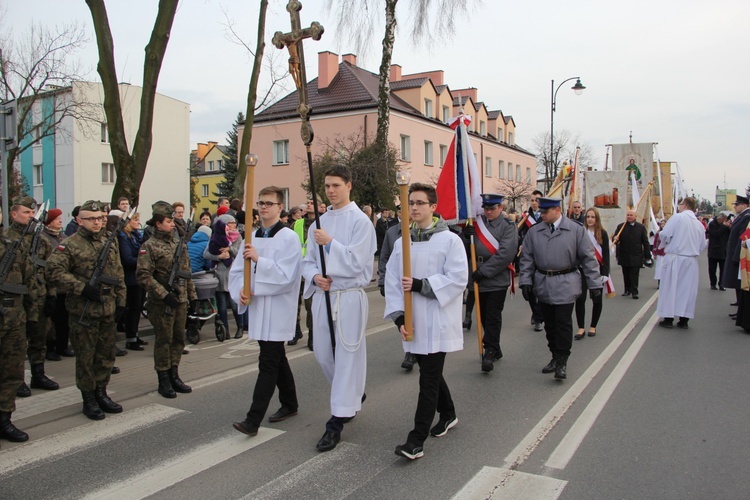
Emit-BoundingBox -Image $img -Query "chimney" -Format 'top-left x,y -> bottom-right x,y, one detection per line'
318,51 -> 339,90
342,53 -> 357,66
389,64 -> 402,82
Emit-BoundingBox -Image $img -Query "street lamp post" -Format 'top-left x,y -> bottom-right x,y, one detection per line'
549,77 -> 586,190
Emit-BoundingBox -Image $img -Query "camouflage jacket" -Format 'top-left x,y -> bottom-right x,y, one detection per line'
4,221 -> 53,298
0,229 -> 39,323
47,226 -> 126,319
137,227 -> 196,303
41,227 -> 69,294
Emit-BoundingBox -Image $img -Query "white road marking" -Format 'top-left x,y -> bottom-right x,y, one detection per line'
85,428 -> 284,499
545,311 -> 660,470
0,404 -> 186,477
452,467 -> 567,500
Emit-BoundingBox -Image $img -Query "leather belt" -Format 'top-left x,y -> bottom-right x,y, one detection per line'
536,267 -> 577,277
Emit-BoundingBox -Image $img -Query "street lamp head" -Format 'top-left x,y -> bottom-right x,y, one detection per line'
572,78 -> 586,95
245,153 -> 259,166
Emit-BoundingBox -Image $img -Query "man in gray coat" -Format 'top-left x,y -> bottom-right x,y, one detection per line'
463,194 -> 518,373
520,198 -> 601,380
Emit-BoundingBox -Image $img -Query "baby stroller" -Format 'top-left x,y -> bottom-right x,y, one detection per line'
185,270 -> 229,344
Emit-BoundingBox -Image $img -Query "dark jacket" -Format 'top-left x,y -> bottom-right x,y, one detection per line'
614,221 -> 650,268
117,229 -> 143,287
464,215 -> 518,291
706,218 -> 730,260
64,219 -> 79,237
722,208 -> 750,289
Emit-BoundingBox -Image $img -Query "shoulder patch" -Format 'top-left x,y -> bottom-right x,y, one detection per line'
139,249 -> 147,255
57,244 -> 66,251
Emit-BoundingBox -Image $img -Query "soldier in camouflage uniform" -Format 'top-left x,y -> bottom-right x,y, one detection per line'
47,200 -> 127,420
0,197 -> 40,444
5,198 -> 60,397
137,201 -> 197,399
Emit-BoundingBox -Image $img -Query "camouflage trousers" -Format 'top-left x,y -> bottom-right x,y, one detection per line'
147,300 -> 186,371
0,307 -> 27,412
68,315 -> 116,391
27,298 -> 48,365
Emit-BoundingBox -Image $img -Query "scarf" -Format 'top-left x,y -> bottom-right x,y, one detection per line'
587,229 -> 615,297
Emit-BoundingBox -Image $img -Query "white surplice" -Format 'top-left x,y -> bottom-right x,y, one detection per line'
301,201 -> 376,418
383,230 -> 467,355
228,227 -> 302,341
656,210 -> 707,319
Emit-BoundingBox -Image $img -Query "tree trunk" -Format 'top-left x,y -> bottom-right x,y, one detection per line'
376,0 -> 397,150
235,0 -> 268,200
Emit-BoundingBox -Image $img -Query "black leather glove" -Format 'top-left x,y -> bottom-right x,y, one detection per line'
379,285 -> 385,297
171,285 -> 182,297
44,295 -> 56,316
472,270 -> 484,283
163,293 -> 180,309
463,224 -> 475,238
115,305 -> 126,322
26,321 -> 37,337
82,283 -> 102,303
589,288 -> 603,301
411,278 -> 424,293
189,300 -> 199,315
521,284 -> 533,302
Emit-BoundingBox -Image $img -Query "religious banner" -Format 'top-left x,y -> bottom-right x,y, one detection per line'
611,142 -> 655,206
585,170 -> 628,238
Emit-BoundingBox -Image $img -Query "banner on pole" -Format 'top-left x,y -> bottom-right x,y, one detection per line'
585,170 -> 628,238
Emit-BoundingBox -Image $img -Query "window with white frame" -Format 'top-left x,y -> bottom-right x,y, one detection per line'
424,140 -> 433,166
33,164 -> 43,186
516,164 -> 522,181
508,163 -> 513,180
273,140 -> 289,165
217,159 -> 223,170
442,106 -> 450,123
101,163 -> 116,184
207,160 -> 215,171
508,132 -> 514,146
201,184 -> 209,197
498,127 -> 503,142
526,167 -> 532,183
480,121 -> 486,136
400,135 -> 411,161
424,98 -> 433,118
485,157 -> 492,177
100,123 -> 109,143
499,160 -> 505,179
439,144 -> 448,166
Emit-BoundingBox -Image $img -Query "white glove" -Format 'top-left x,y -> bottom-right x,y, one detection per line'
600,276 -> 608,285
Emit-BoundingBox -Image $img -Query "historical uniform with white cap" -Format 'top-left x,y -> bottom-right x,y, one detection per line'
519,197 -> 601,380
462,193 -> 518,372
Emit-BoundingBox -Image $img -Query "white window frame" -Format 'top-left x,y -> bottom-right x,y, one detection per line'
400,135 -> 411,162
499,160 -> 505,179
526,167 -> 532,183
508,132 -> 514,146
424,98 -> 433,118
485,156 -> 492,177
439,144 -> 448,167
498,127 -> 503,142
101,163 -> 115,184
516,164 -> 522,182
273,140 -> 290,165
100,123 -> 109,143
442,105 -> 450,123
480,121 -> 486,137
33,164 -> 43,186
217,159 -> 223,170
201,184 -> 209,197
508,163 -> 513,180
207,160 -> 215,171
424,140 -> 433,166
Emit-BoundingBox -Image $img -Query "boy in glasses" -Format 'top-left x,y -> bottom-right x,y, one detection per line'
229,186 -> 302,436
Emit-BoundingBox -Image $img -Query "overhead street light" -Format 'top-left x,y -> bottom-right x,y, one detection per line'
548,77 -> 586,190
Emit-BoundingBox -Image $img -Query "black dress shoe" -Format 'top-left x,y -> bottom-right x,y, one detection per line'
632,294 -> 639,299
115,346 -> 128,357
658,319 -> 674,329
316,430 -> 340,452
233,420 -> 258,436
720,286 -> 726,291
268,407 -> 298,423
136,338 -> 149,346
46,351 -> 62,361
710,285 -> 718,290
111,366 -> 121,374
676,320 -> 689,329
730,302 -> 738,306
542,359 -> 556,374
622,291 -> 631,296
126,342 -> 145,351
729,313 -> 738,319
60,349 -> 75,357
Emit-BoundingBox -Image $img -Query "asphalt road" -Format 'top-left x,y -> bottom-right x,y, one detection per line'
2,259 -> 749,499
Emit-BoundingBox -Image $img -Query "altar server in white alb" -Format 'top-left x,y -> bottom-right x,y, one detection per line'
228,186 -> 302,437
384,183 -> 467,460
656,197 -> 707,329
302,165 -> 377,453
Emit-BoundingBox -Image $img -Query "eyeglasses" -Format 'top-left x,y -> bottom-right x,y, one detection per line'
80,216 -> 105,222
256,201 -> 281,208
408,200 -> 432,207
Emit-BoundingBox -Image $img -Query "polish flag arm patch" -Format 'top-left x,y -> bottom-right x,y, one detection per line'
139,249 -> 147,255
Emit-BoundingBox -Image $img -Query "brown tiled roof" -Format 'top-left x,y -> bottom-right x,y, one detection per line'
435,84 -> 449,95
255,61 -> 421,122
504,115 -> 514,124
452,95 -> 470,106
390,77 -> 429,90
488,110 -> 503,120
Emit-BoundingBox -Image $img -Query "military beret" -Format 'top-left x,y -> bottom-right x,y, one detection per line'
80,200 -> 104,212
480,193 -> 505,206
12,196 -> 37,210
152,201 -> 175,218
538,197 -> 562,209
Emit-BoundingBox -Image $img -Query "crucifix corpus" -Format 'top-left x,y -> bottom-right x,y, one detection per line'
272,1 -> 336,354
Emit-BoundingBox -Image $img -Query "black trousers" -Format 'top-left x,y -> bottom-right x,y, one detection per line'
539,302 -> 575,358
708,258 -> 725,288
245,340 -> 298,426
621,266 -> 641,294
479,289 -> 507,355
407,352 -> 456,447
575,274 -> 602,329
527,289 -> 544,323
51,293 -> 70,354
124,285 -> 145,342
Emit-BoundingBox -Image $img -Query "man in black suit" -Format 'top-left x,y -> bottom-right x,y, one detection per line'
614,209 -> 651,299
706,213 -> 730,290
722,195 -> 750,318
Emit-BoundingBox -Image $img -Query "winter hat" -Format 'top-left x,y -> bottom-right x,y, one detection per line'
197,225 -> 212,237
45,208 -> 63,225
216,214 -> 236,226
108,209 -> 125,218
216,205 -> 230,216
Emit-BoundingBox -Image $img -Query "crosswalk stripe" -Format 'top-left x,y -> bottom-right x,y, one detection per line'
451,467 -> 567,499
84,428 -> 284,499
0,404 -> 186,477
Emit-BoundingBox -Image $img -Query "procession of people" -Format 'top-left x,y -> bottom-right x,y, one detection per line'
1,177 -> 748,460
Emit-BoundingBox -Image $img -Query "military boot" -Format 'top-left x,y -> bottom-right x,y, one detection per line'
30,363 -> 60,390
157,371 -> 177,398
0,411 -> 29,442
16,382 -> 31,398
81,391 -> 105,420
169,366 -> 192,394
95,387 -> 123,413
554,355 -> 568,380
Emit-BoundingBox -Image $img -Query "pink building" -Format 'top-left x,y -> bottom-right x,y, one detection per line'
241,52 -> 537,210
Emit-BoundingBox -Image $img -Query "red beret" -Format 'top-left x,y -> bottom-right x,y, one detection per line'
216,206 -> 229,216
46,208 -> 63,225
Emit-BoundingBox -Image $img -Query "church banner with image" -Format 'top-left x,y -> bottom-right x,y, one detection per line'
585,170 -> 629,238
611,142 -> 656,206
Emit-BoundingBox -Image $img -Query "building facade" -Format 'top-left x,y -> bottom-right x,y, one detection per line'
241,52 -> 536,210
191,141 -> 230,213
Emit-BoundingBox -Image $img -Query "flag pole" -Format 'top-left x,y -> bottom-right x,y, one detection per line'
397,172 -> 413,341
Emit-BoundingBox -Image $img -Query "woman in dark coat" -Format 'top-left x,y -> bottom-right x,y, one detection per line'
118,212 -> 148,350
575,208 -> 610,339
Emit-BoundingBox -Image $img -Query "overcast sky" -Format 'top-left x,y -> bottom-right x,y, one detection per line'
5,0 -> 748,200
